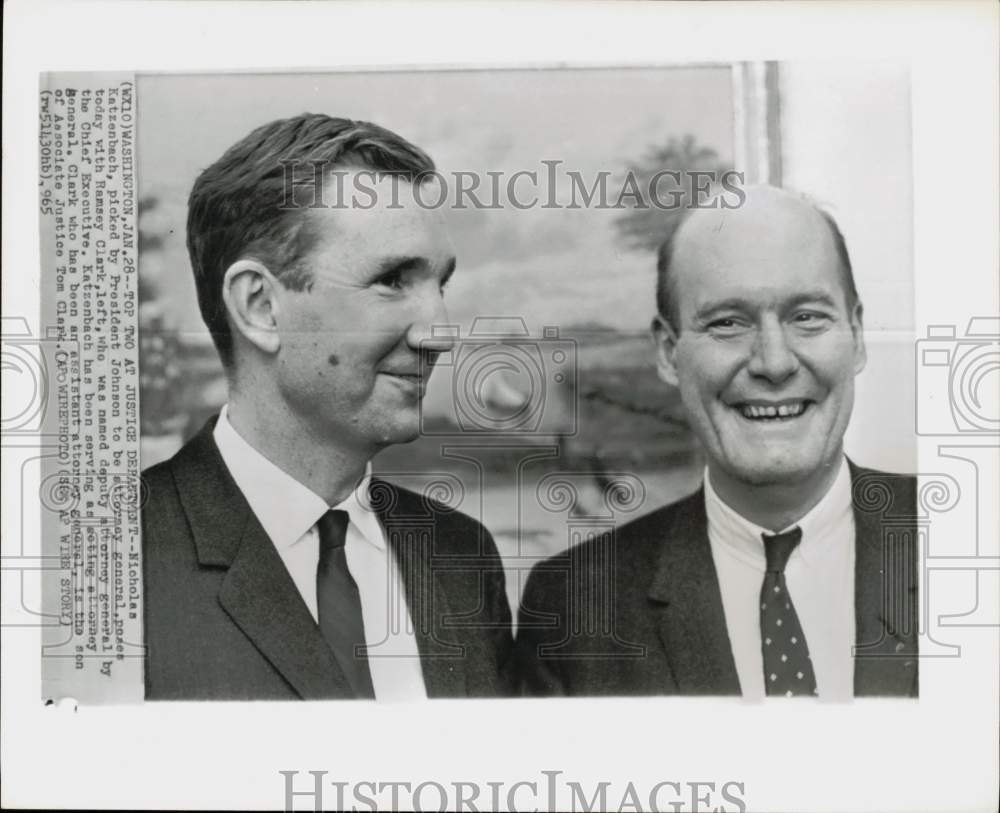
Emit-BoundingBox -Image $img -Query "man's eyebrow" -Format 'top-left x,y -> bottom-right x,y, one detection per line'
693,291 -> 841,321
373,256 -> 427,277
784,291 -> 840,309
693,298 -> 755,321
373,255 -> 457,283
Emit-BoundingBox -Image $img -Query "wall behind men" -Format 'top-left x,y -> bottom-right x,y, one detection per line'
779,62 -> 916,474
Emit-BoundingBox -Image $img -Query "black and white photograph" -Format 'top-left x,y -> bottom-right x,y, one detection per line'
3,2 -> 998,811
134,63 -> 918,704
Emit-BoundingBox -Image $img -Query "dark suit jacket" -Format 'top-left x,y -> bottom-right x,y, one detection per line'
515,462 -> 918,698
142,419 -> 513,700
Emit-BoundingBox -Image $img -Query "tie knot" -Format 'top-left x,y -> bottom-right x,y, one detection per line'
317,509 -> 350,552
762,526 -> 802,573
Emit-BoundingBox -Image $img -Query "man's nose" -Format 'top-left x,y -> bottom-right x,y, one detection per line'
746,318 -> 800,383
406,289 -> 456,355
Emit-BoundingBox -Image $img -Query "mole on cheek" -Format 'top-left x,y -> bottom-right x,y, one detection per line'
328,354 -> 340,366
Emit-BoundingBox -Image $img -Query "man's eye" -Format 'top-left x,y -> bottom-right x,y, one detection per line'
793,311 -> 831,327
707,317 -> 745,331
375,270 -> 406,290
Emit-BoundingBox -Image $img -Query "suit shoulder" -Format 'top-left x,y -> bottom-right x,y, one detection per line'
615,488 -> 704,548
139,434 -> 212,553
849,464 -> 917,519
141,454 -> 180,512
371,479 -> 500,557
141,427 -> 212,487
371,480 -> 484,527
524,488 -> 703,592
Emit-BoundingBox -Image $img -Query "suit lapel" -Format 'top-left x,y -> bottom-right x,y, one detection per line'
647,491 -> 742,695
171,420 -> 354,699
849,463 -> 919,697
372,479 -> 468,698
218,520 -> 355,699
639,465 -> 917,698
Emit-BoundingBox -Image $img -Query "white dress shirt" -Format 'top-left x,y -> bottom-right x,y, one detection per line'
213,405 -> 427,701
705,457 -> 856,701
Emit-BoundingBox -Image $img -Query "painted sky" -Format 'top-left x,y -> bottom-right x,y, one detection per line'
137,66 -> 735,339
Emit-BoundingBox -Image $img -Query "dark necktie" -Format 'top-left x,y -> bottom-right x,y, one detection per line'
316,509 -> 375,699
760,527 -> 818,697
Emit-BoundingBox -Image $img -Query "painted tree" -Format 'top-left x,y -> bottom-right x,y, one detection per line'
612,134 -> 730,253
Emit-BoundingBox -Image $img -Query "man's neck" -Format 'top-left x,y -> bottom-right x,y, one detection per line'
225,393 -> 372,507
707,455 -> 845,534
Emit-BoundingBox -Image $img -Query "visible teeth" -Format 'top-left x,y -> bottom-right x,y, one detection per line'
739,402 -> 805,419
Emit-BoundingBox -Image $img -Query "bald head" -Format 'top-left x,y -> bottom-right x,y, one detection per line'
656,185 -> 859,331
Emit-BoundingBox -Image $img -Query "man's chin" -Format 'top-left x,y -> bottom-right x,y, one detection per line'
724,454 -> 823,488
374,417 -> 421,446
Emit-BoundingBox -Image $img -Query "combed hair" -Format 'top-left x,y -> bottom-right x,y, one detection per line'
186,114 -> 435,366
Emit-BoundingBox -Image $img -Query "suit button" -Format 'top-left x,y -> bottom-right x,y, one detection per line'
895,642 -> 906,653
904,660 -> 914,669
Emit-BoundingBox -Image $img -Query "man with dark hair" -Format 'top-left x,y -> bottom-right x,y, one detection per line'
516,185 -> 918,699
142,114 -> 513,700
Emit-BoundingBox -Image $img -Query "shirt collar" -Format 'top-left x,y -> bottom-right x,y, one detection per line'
704,456 -> 852,567
213,405 -> 382,550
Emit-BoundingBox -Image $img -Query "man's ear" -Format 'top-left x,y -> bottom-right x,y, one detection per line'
850,300 -> 867,375
221,259 -> 282,357
651,314 -> 680,388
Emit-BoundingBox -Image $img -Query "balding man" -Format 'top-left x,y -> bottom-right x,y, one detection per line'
515,186 -> 917,699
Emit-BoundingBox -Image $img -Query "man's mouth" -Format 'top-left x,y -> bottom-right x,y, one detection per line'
382,371 -> 427,393
732,400 -> 812,421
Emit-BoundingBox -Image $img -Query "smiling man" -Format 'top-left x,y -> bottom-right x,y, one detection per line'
142,114 -> 513,700
516,185 -> 918,700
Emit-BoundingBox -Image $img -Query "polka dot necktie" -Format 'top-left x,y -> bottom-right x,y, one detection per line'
316,509 -> 375,699
760,527 -> 817,697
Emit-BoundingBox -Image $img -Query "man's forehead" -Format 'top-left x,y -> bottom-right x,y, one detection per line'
296,180 -> 454,279
683,184 -> 830,250
673,187 -> 840,279
307,174 -> 449,239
